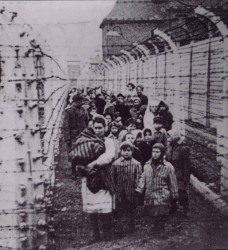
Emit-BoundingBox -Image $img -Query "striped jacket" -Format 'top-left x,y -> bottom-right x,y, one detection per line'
136,159 -> 178,206
110,157 -> 142,203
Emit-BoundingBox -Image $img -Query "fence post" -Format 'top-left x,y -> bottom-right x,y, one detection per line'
188,41 -> 194,120
153,29 -> 183,135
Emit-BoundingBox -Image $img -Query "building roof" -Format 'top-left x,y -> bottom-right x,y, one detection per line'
100,0 -> 169,27
100,0 -> 226,27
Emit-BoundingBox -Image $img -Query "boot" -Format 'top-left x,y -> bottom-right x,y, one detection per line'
90,214 -> 101,243
100,213 -> 112,241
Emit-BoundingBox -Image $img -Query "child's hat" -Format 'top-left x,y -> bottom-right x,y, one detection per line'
120,141 -> 133,150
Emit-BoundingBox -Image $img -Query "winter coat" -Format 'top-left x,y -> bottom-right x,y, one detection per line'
62,101 -> 89,147
166,143 -> 191,190
136,159 -> 178,206
115,102 -> 131,125
157,102 -> 173,131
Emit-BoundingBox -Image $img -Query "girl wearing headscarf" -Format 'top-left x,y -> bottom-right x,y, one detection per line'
143,100 -> 159,132
136,143 -> 178,238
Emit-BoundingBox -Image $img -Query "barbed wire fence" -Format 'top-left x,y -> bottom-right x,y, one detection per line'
88,6 -> 228,205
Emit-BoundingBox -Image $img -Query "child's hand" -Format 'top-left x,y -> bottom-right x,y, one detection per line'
86,161 -> 97,174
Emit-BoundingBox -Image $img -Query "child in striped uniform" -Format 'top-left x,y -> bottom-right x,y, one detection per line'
110,141 -> 142,236
136,143 -> 178,238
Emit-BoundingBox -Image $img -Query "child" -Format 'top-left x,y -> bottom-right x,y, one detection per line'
136,143 -> 178,238
124,132 -> 142,163
110,141 -> 142,235
138,128 -> 154,167
108,121 -> 121,160
153,116 -> 167,147
166,129 -> 191,216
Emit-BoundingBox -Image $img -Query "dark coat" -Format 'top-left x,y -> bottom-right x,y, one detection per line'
115,102 -> 131,125
166,143 -> 191,190
137,141 -> 153,167
63,101 -> 89,147
157,101 -> 173,131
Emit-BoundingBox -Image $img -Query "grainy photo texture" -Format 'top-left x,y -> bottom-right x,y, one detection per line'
0,0 -> 228,249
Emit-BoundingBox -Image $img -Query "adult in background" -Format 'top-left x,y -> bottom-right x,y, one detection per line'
115,93 -> 131,125
129,97 -> 146,120
125,82 -> 137,108
95,93 -> 106,115
103,94 -> 116,117
143,100 -> 159,131
63,93 -> 89,179
136,85 -> 148,106
80,115 -> 115,242
166,129 -> 191,216
157,101 -> 174,132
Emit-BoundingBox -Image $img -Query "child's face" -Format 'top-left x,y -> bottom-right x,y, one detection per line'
125,134 -> 135,144
127,123 -> 136,131
111,126 -> 118,135
116,117 -> 123,126
154,123 -> 162,131
105,115 -> 112,125
150,105 -> 158,113
117,96 -> 124,104
127,85 -> 133,91
144,132 -> 152,143
121,147 -> 133,159
152,148 -> 162,160
105,96 -> 111,104
136,134 -> 142,144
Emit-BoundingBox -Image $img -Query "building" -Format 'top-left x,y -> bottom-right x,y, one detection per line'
100,0 -> 226,59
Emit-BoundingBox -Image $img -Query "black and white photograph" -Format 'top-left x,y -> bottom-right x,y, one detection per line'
0,0 -> 228,249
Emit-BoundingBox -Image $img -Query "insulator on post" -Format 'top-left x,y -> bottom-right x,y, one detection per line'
19,222 -> 28,230
16,158 -> 26,171
19,234 -> 27,242
19,212 -> 27,221
19,184 -> 26,197
31,128 -> 39,135
14,133 -> 25,144
17,198 -> 26,206
42,153 -> 48,162
28,101 -> 38,109
34,178 -> 44,186
32,153 -> 42,161
34,194 -> 44,202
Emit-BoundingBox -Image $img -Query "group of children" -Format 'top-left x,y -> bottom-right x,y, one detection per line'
66,84 -> 192,241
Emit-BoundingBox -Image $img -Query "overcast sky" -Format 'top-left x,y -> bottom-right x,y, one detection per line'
1,1 -> 115,63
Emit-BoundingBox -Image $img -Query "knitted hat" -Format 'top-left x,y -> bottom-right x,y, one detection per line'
117,93 -> 125,98
120,141 -> 134,150
152,143 -> 166,156
167,128 -> 181,143
132,96 -> 141,103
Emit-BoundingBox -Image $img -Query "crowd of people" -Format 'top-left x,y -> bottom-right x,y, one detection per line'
63,83 -> 192,243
